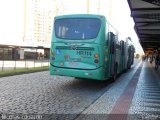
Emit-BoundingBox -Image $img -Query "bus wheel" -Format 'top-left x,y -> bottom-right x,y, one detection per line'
128,65 -> 131,69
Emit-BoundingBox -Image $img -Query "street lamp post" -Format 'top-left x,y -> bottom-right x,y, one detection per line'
14,48 -> 17,70
2,48 -> 4,71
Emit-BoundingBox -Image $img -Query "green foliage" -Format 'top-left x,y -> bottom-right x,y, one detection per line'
135,53 -> 140,59
0,66 -> 49,77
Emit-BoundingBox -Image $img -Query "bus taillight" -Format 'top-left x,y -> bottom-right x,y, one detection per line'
52,57 -> 55,60
52,52 -> 55,60
52,52 -> 55,56
94,54 -> 99,58
94,59 -> 99,63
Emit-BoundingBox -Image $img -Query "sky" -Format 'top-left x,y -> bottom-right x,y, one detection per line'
0,0 -> 143,54
0,0 -> 24,45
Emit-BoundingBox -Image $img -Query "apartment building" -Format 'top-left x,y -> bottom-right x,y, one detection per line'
24,0 -> 54,48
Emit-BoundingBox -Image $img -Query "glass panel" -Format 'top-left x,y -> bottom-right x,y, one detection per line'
3,48 -> 12,60
55,18 -> 101,40
0,48 -> 3,60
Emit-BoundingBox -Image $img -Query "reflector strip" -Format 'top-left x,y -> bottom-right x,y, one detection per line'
56,46 -> 94,51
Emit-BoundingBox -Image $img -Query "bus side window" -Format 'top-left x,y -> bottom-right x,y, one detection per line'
106,34 -> 109,46
111,41 -> 115,54
122,42 -> 124,55
110,33 -> 115,54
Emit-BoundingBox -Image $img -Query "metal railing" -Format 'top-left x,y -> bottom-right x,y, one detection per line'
0,47 -> 50,71
0,59 -> 50,71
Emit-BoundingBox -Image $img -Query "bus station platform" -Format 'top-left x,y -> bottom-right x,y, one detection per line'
75,60 -> 160,120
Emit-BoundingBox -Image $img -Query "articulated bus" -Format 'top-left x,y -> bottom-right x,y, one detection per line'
50,14 -> 135,81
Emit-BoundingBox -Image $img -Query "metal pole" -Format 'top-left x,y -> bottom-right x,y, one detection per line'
2,48 -> 4,71
48,49 -> 50,66
41,53 -> 43,67
34,48 -> 35,68
25,56 -> 27,69
36,48 -> 38,68
14,48 -> 16,70
14,59 -> 16,69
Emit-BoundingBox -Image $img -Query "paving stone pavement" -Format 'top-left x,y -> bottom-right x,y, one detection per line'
128,62 -> 160,120
0,59 -> 141,120
0,71 -> 112,119
75,60 -> 141,120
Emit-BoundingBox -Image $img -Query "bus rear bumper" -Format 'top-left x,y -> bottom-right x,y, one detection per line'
50,65 -> 105,80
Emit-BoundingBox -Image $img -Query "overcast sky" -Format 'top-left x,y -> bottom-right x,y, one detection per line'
0,0 -> 143,54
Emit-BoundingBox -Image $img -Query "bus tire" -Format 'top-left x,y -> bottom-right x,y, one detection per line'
75,77 -> 81,80
128,65 -> 131,69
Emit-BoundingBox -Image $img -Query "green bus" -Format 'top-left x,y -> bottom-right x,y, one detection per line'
50,14 -> 134,81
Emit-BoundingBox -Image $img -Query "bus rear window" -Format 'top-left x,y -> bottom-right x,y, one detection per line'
54,18 -> 101,40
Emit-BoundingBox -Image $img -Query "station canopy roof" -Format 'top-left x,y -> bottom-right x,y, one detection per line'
128,0 -> 160,53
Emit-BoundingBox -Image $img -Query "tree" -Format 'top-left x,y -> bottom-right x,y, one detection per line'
135,53 -> 140,59
127,37 -> 132,41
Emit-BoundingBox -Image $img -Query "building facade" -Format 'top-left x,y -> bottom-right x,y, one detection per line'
23,0 -> 54,47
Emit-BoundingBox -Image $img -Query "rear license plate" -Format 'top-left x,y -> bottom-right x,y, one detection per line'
76,50 -> 92,56
69,62 -> 78,66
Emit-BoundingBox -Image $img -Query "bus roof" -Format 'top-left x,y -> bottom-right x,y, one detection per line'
54,14 -> 105,19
